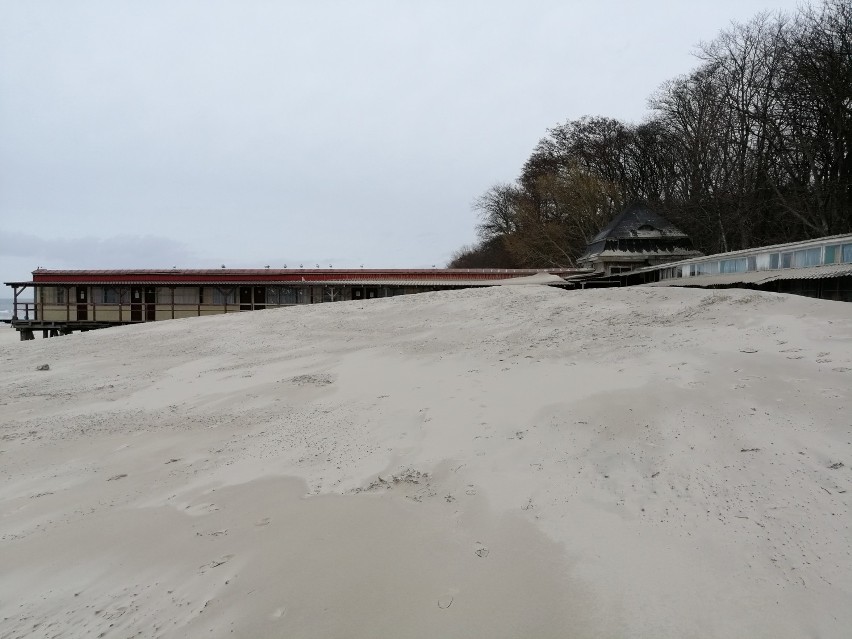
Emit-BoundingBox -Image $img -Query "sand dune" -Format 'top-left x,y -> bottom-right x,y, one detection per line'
1,286 -> 850,638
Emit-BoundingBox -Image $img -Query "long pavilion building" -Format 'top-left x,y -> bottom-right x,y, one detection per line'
4,267 -> 582,339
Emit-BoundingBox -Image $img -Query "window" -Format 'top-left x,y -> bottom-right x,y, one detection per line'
102,288 -> 127,304
805,248 -> 821,266
265,287 -> 299,305
824,245 -> 837,264
173,288 -> 198,304
213,288 -> 236,304
323,286 -> 344,302
281,287 -> 300,304
769,253 -> 780,269
696,261 -> 719,275
842,244 -> 852,263
793,248 -> 821,267
720,258 -> 747,273
747,256 -> 757,271
56,288 -> 66,304
781,252 -> 793,268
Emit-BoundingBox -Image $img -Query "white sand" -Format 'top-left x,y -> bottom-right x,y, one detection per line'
1,286 -> 850,638
0,324 -> 20,346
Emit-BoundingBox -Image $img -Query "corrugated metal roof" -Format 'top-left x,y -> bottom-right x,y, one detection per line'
32,268 -> 569,274
11,267 -> 585,287
647,263 -> 852,287
4,279 -> 569,288
25,268 -> 577,282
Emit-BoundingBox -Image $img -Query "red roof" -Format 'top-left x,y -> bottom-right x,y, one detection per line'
24,268 -> 579,285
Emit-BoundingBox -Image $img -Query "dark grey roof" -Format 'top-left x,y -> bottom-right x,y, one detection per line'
580,203 -> 697,262
589,203 -> 690,243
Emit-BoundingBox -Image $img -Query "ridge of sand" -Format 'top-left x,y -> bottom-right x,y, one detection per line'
1,286 -> 850,638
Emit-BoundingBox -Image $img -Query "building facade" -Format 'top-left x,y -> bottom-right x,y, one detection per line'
616,233 -> 852,301
5,267 -> 580,339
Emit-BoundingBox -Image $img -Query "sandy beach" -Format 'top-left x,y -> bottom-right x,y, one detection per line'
0,324 -> 20,347
1,285 -> 850,638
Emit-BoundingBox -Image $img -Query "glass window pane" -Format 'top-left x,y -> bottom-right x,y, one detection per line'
212,289 -> 236,304
782,253 -> 793,268
769,253 -> 780,269
173,288 -> 198,304
804,248 -> 820,266
824,245 -> 837,264
721,258 -> 748,273
842,244 -> 852,263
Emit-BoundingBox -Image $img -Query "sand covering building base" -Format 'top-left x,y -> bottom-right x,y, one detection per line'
1,286 -> 850,638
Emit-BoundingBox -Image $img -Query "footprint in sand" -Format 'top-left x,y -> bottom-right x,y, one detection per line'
199,554 -> 234,573
186,503 -> 219,515
474,542 -> 489,558
271,607 -> 286,619
437,595 -> 454,609
255,517 -> 271,527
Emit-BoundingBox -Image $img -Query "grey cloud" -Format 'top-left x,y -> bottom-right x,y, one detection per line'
0,231 -> 198,269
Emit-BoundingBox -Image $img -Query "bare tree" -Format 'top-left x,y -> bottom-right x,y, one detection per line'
450,0 -> 851,266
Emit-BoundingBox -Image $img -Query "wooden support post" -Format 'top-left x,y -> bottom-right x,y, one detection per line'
170,287 -> 175,319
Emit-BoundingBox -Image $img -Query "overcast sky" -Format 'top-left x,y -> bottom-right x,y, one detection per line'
1,0 -> 806,286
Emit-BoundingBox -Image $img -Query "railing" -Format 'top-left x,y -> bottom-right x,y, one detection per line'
12,302 -> 36,320
18,301 -> 309,324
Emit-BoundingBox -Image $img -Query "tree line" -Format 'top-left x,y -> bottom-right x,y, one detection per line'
450,0 -> 851,268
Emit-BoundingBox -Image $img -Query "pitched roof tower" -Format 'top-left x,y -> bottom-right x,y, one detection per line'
579,202 -> 702,275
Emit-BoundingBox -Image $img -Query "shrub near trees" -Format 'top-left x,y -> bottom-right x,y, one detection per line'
450,0 -> 851,268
